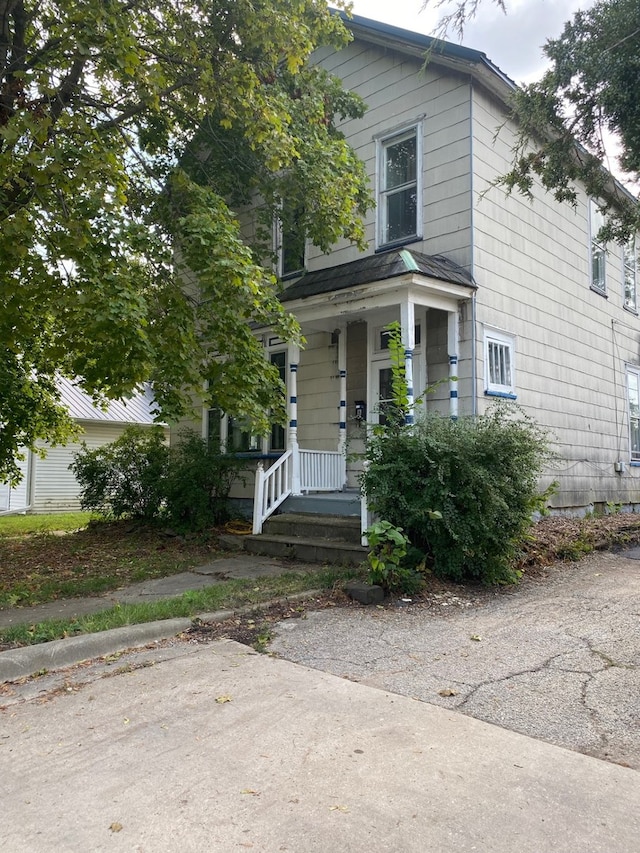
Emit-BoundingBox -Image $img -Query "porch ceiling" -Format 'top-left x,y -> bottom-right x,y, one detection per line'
280,248 -> 476,325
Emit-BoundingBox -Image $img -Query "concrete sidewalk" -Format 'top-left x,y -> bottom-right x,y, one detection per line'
2,639 -> 638,852
0,553 -> 323,682
0,553 -> 309,630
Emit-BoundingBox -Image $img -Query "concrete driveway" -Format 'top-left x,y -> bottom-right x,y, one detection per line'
2,639 -> 639,852
270,551 -> 640,769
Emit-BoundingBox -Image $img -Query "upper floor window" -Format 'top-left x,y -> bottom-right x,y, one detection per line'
378,127 -> 421,248
589,199 -> 606,294
484,328 -> 516,399
278,204 -> 305,278
623,236 -> 638,312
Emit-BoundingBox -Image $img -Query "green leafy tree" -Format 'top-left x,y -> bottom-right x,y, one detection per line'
0,0 -> 371,483
426,0 -> 640,240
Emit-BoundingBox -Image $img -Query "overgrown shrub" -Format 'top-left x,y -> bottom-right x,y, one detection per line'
72,426 -> 244,529
71,426 -> 170,520
164,430 -> 245,529
362,407 -> 553,585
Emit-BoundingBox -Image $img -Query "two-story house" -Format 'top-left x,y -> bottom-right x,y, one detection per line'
183,13 -> 640,542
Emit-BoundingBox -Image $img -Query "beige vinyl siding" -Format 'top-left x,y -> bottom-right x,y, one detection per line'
277,40 -> 474,270
471,84 -> 639,509
297,331 -> 340,450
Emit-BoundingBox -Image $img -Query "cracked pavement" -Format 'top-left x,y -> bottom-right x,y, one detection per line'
269,551 -> 640,769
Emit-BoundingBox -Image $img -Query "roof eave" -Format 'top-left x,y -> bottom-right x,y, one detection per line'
341,12 -> 517,103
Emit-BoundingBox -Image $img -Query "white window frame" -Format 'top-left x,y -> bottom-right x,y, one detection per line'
484,327 -> 516,399
626,365 -> 640,463
623,235 -> 638,313
376,124 -> 422,249
589,199 -> 607,295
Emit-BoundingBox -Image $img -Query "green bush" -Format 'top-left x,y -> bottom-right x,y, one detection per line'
72,426 -> 244,529
164,430 -> 245,529
362,406 -> 553,585
70,426 -> 170,520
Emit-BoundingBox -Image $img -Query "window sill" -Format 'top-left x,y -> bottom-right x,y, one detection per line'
623,304 -> 638,316
484,390 -> 517,400
630,460 -> 640,467
589,284 -> 608,298
375,235 -> 422,254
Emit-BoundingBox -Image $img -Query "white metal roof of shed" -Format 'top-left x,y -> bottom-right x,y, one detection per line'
57,377 -> 161,425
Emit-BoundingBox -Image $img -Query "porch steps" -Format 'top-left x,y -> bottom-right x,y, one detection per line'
225,513 -> 368,566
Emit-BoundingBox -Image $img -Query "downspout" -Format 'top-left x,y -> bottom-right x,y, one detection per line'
469,77 -> 478,417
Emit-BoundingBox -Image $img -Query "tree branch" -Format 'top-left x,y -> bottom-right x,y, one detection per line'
94,77 -> 196,130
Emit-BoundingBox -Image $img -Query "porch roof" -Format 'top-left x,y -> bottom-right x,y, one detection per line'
280,249 -> 476,303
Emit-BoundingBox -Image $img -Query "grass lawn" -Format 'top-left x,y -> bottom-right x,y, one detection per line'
0,515 -> 229,607
3,509 -> 640,649
0,566 -> 357,648
0,512 -> 95,538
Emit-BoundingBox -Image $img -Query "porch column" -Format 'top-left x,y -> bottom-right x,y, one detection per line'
288,343 -> 302,495
337,325 -> 347,455
400,299 -> 416,425
448,308 -> 459,420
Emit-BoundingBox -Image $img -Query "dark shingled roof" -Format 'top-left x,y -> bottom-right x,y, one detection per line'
280,249 -> 476,302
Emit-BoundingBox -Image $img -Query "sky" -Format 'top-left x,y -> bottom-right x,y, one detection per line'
349,0 -> 596,84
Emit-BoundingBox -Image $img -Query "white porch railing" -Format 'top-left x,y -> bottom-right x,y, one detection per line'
252,447 -> 348,534
299,449 -> 345,493
252,449 -> 292,535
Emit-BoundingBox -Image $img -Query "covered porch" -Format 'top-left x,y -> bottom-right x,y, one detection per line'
252,249 -> 476,538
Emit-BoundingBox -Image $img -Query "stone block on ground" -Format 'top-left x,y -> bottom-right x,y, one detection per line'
344,579 -> 385,605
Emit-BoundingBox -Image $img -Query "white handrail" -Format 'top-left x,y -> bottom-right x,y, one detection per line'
252,450 -> 293,535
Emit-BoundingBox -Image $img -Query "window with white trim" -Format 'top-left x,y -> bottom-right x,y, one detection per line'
484,328 -> 516,398
589,199 -> 606,294
627,366 -> 640,462
378,127 -> 421,247
623,235 -> 638,312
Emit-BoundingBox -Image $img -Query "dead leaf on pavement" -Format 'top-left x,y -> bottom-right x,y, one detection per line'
215,695 -> 232,704
438,688 -> 458,697
109,822 -> 123,833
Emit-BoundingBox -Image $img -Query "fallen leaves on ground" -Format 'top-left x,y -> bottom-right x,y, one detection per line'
0,521 -> 222,604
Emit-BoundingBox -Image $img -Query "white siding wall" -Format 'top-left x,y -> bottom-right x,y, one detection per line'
0,455 -> 29,512
193,31 -> 640,511
24,423 -> 168,514
471,83 -> 640,508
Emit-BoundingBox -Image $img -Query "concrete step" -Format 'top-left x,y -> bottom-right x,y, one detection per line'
263,513 -> 362,545
242,533 -> 367,566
